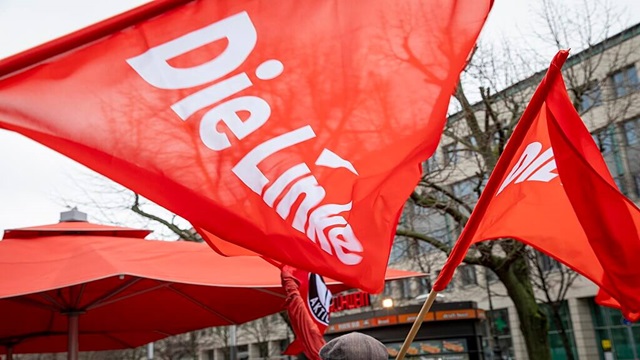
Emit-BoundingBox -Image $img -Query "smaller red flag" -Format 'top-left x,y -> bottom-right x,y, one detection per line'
281,266 -> 331,360
432,50 -> 640,318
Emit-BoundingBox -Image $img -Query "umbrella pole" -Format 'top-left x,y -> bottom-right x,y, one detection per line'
6,345 -> 13,360
67,312 -> 80,360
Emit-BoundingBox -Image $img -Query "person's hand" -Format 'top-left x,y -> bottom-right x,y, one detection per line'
281,265 -> 301,293
281,265 -> 296,280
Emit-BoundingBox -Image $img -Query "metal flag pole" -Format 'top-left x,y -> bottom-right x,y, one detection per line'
394,290 -> 439,360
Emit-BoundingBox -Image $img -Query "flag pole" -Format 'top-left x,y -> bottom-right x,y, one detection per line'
394,290 -> 439,360
395,50 -> 570,360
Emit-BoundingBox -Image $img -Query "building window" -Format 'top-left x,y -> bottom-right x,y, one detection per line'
257,342 -> 269,358
414,203 -> 429,216
492,129 -> 504,146
399,278 -> 413,299
579,81 -> 602,111
416,276 -> 432,295
452,177 -> 484,203
590,298 -> 640,359
382,279 -> 413,299
443,143 -> 458,165
459,265 -> 478,286
218,347 -> 231,360
623,118 -> 639,146
611,65 -> 640,98
540,301 -> 578,360
389,238 -> 409,265
464,135 -> 478,157
486,308 -> 515,359
452,179 -> 475,199
279,339 -> 290,355
383,280 -> 394,297
537,253 -> 560,273
204,349 -> 214,360
592,126 -> 628,195
593,127 -> 615,155
623,118 -> 640,198
486,268 -> 499,283
424,153 -> 439,173
237,344 -> 249,360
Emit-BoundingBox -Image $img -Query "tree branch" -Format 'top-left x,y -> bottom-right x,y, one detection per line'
130,193 -> 202,242
395,229 -> 483,265
410,192 -> 470,226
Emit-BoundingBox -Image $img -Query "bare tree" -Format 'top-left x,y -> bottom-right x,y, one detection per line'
12,347 -> 146,360
527,249 -> 580,360
239,315 -> 290,359
205,326 -> 232,360
153,331 -> 201,360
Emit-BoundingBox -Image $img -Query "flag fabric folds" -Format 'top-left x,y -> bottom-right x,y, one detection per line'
281,266 -> 330,360
0,0 -> 492,292
596,290 -> 640,322
432,50 -> 640,319
197,226 -> 257,257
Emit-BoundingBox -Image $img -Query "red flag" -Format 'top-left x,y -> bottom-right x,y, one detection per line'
596,289 -> 640,322
433,50 -> 640,317
281,266 -> 330,360
0,0 -> 492,292
197,227 -> 257,257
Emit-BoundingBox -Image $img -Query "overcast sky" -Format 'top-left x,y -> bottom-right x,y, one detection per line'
1,0 -> 640,233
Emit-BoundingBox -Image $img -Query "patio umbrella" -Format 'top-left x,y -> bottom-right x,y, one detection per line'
0,209 -> 420,360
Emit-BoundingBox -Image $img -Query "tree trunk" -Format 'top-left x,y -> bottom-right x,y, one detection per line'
497,255 -> 551,360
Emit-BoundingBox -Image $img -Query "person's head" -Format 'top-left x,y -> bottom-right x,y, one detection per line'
319,332 -> 388,360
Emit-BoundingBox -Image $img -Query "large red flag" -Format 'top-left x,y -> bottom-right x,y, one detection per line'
433,50 -> 640,318
0,0 -> 492,292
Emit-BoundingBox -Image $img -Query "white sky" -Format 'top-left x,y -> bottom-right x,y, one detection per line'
0,0 -> 639,233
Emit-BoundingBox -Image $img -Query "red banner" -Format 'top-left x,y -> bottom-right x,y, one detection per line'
0,0 -> 491,292
433,51 -> 640,318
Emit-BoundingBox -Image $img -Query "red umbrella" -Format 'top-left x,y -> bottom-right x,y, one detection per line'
0,210 -> 419,360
